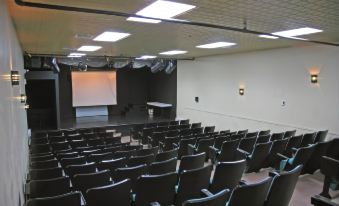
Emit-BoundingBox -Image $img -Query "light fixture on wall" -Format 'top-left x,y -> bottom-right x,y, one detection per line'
20,94 -> 27,103
11,71 -> 20,85
239,88 -> 245,96
24,103 -> 30,110
311,74 -> 318,84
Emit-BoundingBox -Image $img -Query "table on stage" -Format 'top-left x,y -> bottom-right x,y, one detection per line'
146,102 -> 173,118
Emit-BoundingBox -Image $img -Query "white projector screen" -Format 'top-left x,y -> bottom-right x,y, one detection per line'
71,71 -> 117,107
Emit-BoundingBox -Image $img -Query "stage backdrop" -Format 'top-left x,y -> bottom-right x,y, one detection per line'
71,71 -> 117,107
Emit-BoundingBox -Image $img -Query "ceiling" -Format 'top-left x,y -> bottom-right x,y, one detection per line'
7,0 -> 339,58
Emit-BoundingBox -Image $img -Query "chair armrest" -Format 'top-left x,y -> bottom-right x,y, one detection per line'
291,147 -> 298,152
150,202 -> 161,206
201,189 -> 213,197
268,170 -> 280,177
173,143 -> 178,148
237,148 -> 250,156
311,194 -> 339,206
276,153 -> 289,160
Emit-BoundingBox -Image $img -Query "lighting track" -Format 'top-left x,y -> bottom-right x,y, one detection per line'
15,0 -> 339,47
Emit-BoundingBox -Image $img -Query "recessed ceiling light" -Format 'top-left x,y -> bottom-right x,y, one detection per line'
93,31 -> 131,42
159,50 -> 187,55
136,0 -> 196,19
272,27 -> 322,37
136,55 -> 157,60
77,46 -> 102,52
127,17 -> 161,24
258,35 -> 279,39
68,53 -> 86,58
196,42 -> 236,49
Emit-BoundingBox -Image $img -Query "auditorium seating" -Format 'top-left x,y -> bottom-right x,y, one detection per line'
178,153 -> 206,174
182,189 -> 230,206
26,192 -> 82,206
242,141 -> 273,173
149,158 -> 177,175
277,144 -> 316,171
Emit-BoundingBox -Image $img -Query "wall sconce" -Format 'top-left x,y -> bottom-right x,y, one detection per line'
20,94 -> 27,103
311,74 -> 318,84
11,71 -> 20,85
239,88 -> 245,96
24,103 -> 29,110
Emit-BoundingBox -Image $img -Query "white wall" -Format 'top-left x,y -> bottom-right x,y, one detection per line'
0,0 -> 28,205
177,45 -> 339,139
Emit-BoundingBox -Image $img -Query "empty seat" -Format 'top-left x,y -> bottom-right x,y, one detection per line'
188,138 -> 214,161
169,120 -> 180,126
258,130 -> 271,136
177,137 -> 196,158
176,165 -> 213,206
127,154 -> 155,167
149,132 -> 166,147
101,145 -> 123,154
204,126 -> 215,134
97,157 -> 127,174
265,138 -> 289,168
65,163 -> 96,177
243,142 -> 273,173
178,153 -> 206,174
136,146 -> 159,156
86,179 -> 131,206
26,192 -> 82,206
113,164 -> 148,192
60,156 -> 86,168
70,140 -> 87,148
49,136 -> 67,143
30,154 -> 55,162
237,129 -> 248,135
56,152 -> 79,160
209,160 -> 247,193
191,123 -> 202,129
256,135 -> 270,143
155,148 -> 178,161
30,159 -> 58,169
238,136 -> 257,154
299,132 -> 316,148
278,144 -> 316,171
284,135 -> 303,156
213,136 -> 230,151
180,119 -> 190,125
135,172 -> 177,206
270,132 -> 284,141
114,149 -> 137,159
88,138 -> 105,147
182,189 -> 229,206
209,139 -> 241,163
284,130 -> 296,138
227,177 -> 273,206
159,136 -> 180,151
246,131 -> 259,138
314,130 -> 328,143
303,141 -> 331,174
50,141 -> 71,152
29,176 -> 70,198
149,158 -> 177,175
265,165 -> 303,206
87,152 -> 114,163
29,167 -> 63,180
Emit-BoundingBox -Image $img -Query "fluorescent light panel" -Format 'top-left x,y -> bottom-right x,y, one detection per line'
94,31 -> 131,42
77,46 -> 102,52
272,27 -> 322,37
196,42 -> 236,49
68,53 -> 86,57
136,0 -> 196,19
159,50 -> 187,55
136,55 -> 157,60
127,17 -> 161,24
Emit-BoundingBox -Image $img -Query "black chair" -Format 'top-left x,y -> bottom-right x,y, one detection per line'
299,132 -> 316,148
188,138 -> 214,161
29,167 -> 63,180
277,144 -> 316,171
65,163 -> 96,177
167,130 -> 180,137
182,189 -> 229,206
155,148 -> 178,161
246,131 -> 259,138
227,177 -> 273,206
135,172 -> 177,206
283,130 -> 296,138
30,154 -> 55,162
127,154 -> 155,167
159,136 -> 180,151
256,135 -> 270,143
50,141 -> 71,152
149,158 -> 177,175
204,126 -> 215,134
169,120 -> 180,126
26,192 -> 82,206
101,145 -> 123,154
242,142 -> 272,173
29,176 -> 70,198
60,156 -> 86,168
97,157 -> 127,175
136,147 -> 159,157
114,150 -> 137,159
270,132 -> 284,141
87,152 -> 114,163
303,141 -> 331,174
213,136 -> 230,151
314,130 -> 328,143
284,135 -> 303,156
264,165 -> 303,206
70,140 -> 87,148
180,120 -> 190,125
149,132 -> 166,147
176,165 -> 213,206
191,123 -> 202,129
209,139 -> 241,163
265,138 -> 289,168
113,164 -> 148,192
72,170 -> 111,198
177,137 -> 196,158
237,129 -> 248,135
30,159 -> 58,169
56,152 -> 79,160
238,136 -> 257,154
86,179 -> 131,206
178,153 -> 206,174
259,130 -> 271,136
209,160 -> 246,193
49,136 -> 67,143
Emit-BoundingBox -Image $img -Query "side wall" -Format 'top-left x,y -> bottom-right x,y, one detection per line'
0,0 -> 28,206
178,45 -> 339,139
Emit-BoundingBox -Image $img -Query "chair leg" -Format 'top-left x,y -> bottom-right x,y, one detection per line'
320,176 -> 332,199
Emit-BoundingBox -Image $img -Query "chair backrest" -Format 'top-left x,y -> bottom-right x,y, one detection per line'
87,152 -> 114,163
299,132 -> 316,147
176,165 -> 213,206
326,138 -> 339,159
179,153 -> 206,174
258,130 -> 271,136
178,137 -> 196,158
113,164 -> 148,192
246,142 -> 273,173
191,123 -> 202,129
237,129 -> 248,135
60,156 -> 86,168
136,147 -> 159,156
86,179 -> 131,206
51,141 -> 71,151
30,159 -> 59,169
65,163 -> 96,177
127,154 -> 155,167
265,165 -> 303,206
217,139 -> 241,162
150,132 -> 166,146
228,177 -> 273,206
161,136 -> 180,151
155,148 -> 178,162
196,138 -> 215,154
29,167 -> 63,180
169,120 -> 180,126
26,192 -> 82,206
70,140 -> 87,148
183,189 -> 230,206
314,130 -> 328,143
114,149 -> 137,159
72,170 -> 111,196
135,172 -> 177,206
204,126 -> 215,134
56,152 -> 79,160
270,132 -> 284,141
213,136 -> 230,150
287,144 -> 316,170
230,134 -> 244,141
256,135 -> 270,144
97,157 -> 127,174
246,131 -> 259,138
238,136 -> 257,154
284,135 -> 303,156
265,138 -> 289,168
210,160 -> 247,193
29,176 -> 70,198
284,130 -> 296,138
149,158 -> 177,175
303,141 -> 331,174
180,119 -> 190,125
30,154 -> 55,162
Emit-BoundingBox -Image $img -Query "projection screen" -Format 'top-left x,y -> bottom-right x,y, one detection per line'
71,71 -> 117,107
